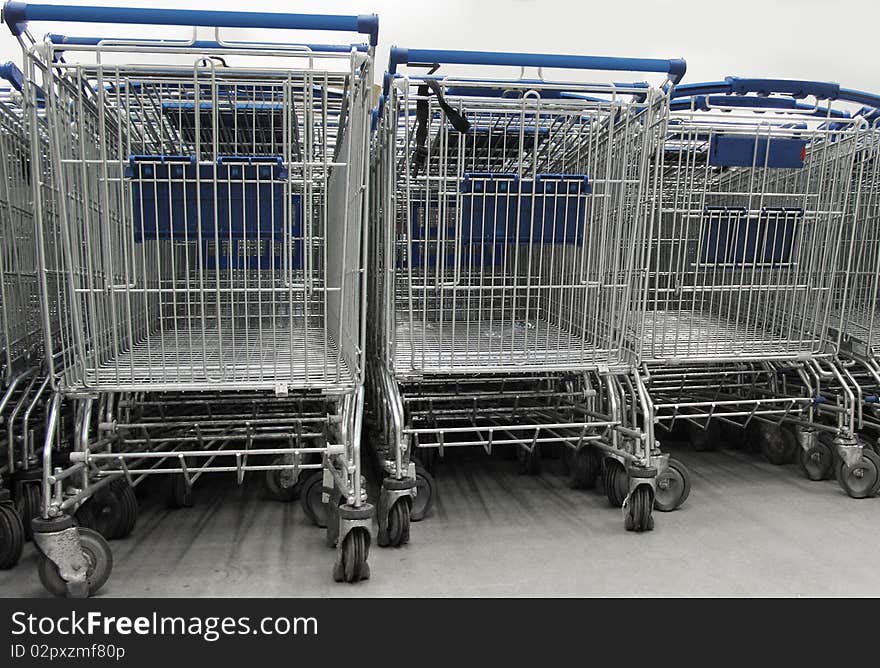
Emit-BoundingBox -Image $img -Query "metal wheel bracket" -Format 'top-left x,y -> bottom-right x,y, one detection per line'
834,438 -> 864,468
795,428 -> 818,453
33,528 -> 88,588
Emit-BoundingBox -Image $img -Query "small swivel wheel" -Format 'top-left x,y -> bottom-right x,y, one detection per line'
300,472 -> 330,528
654,458 -> 691,512
798,441 -> 835,481
838,449 -> 880,499
0,502 -> 25,569
333,527 -> 371,584
750,423 -> 797,465
76,479 -> 138,540
411,465 -> 436,522
624,485 -> 655,532
517,445 -> 542,475
603,459 -> 628,508
568,445 -> 600,490
37,527 -> 113,598
383,498 -> 411,547
264,456 -> 307,502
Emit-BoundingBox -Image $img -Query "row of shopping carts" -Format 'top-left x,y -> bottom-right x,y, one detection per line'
0,2 -> 878,597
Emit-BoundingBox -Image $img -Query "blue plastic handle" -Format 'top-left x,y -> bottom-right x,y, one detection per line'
0,60 -> 22,90
673,78 -> 880,114
385,46 -> 685,95
47,34 -> 369,53
674,77 -> 840,100
3,2 -> 379,45
670,94 -> 853,119
46,33 -> 369,53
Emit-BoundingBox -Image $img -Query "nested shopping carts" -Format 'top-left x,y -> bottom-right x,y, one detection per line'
637,78 -> 879,498
833,97 -> 880,476
0,59 -> 54,569
368,46 -> 687,542
5,1 -> 378,596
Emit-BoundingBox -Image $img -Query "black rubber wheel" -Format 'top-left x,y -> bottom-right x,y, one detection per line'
752,423 -> 797,465
37,527 -> 113,598
838,449 -> 880,499
16,482 -> 41,541
690,422 -> 720,452
603,459 -> 628,508
333,527 -> 370,583
410,466 -> 435,522
264,456 -> 305,502
517,445 -> 542,475
109,479 -> 137,539
0,503 -> 25,570
624,484 -> 655,532
164,473 -> 194,509
76,483 -> 127,539
385,498 -> 411,547
569,445 -> 599,490
654,458 -> 691,512
300,471 -> 329,528
798,441 -> 835,481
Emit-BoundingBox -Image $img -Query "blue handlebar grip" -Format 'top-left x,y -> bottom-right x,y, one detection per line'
386,46 -> 686,92
0,60 -> 22,91
3,2 -> 379,45
724,77 -> 840,100
47,34 -> 369,53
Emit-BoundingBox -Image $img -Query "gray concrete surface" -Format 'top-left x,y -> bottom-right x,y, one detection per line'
2,442 -> 878,597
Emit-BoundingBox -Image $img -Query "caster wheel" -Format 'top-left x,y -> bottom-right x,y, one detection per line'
569,446 -> 599,490
164,473 -> 194,509
624,485 -> 655,532
798,442 -> 835,481
15,482 -> 41,541
264,456 -> 305,502
751,423 -> 796,465
603,459 -> 628,508
0,503 -> 25,569
37,527 -> 113,598
838,449 -> 880,499
690,422 -> 720,452
333,527 -> 371,583
517,446 -> 542,475
385,498 -> 411,547
654,458 -> 691,512
76,481 -> 133,539
411,466 -> 435,522
300,472 -> 330,528
109,479 -> 137,539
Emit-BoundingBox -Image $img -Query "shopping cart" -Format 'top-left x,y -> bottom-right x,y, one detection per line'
5,1 -> 378,596
637,78 -> 878,498
368,46 -> 686,542
832,97 -> 880,477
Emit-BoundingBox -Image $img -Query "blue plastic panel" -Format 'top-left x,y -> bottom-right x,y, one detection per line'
700,207 -> 801,265
407,173 -> 591,268
709,134 -> 807,169
129,157 -> 302,269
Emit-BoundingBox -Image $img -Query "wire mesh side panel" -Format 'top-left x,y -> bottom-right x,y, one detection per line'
386,83 -> 667,374
0,88 -> 41,381
34,48 -> 369,392
837,125 -> 880,355
643,108 -> 861,362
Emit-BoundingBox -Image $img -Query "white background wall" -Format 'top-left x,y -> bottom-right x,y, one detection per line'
1,0 -> 878,91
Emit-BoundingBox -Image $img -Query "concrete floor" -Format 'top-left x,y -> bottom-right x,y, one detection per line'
2,441 -> 879,597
